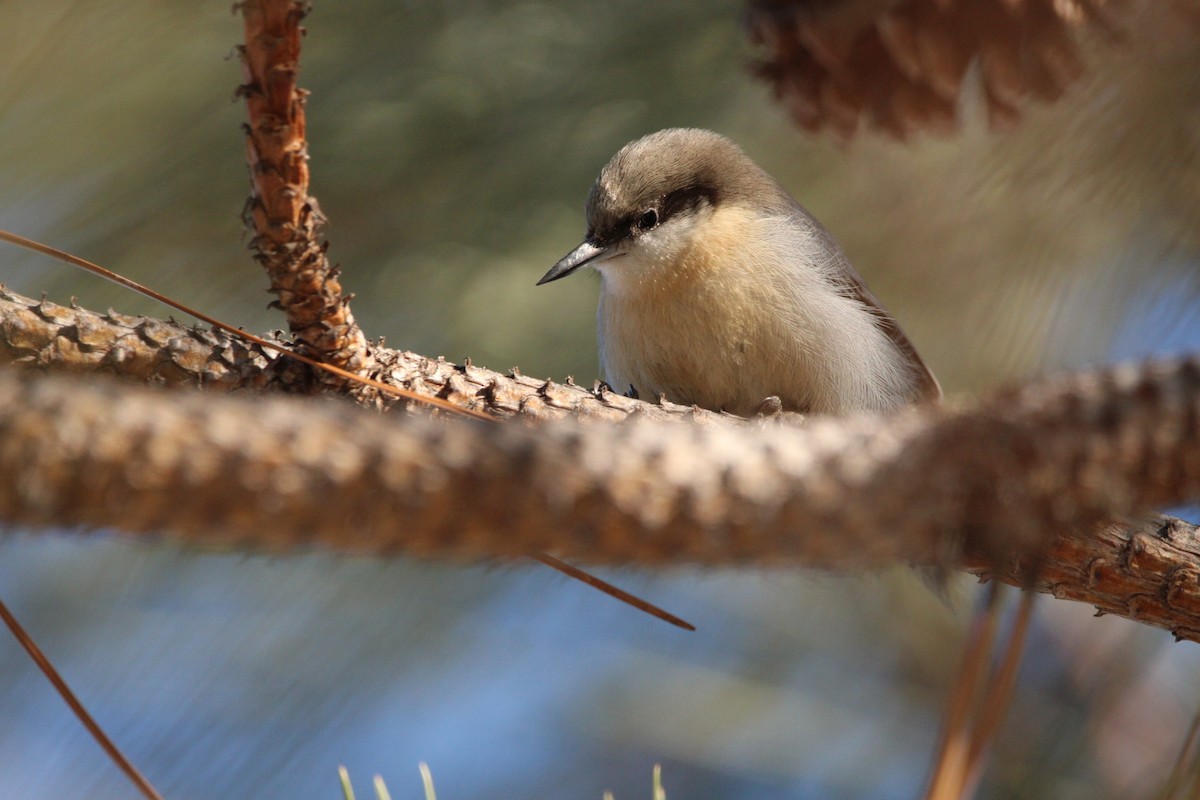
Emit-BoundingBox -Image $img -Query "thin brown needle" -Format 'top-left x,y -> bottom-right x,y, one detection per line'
1162,706 -> 1200,799
532,553 -> 695,631
0,228 -> 694,631
0,229 -> 491,421
0,597 -> 164,800
925,583 -> 1003,800
963,591 -> 1034,784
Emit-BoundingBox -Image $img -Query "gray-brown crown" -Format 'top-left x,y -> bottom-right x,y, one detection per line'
583,129 -> 793,245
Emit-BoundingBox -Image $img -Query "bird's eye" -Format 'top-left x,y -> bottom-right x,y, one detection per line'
636,209 -> 658,231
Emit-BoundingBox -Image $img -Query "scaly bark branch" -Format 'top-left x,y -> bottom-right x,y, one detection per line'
237,0 -> 373,384
970,515 -> 1200,642
1,329 -> 1200,638
0,286 -> 721,422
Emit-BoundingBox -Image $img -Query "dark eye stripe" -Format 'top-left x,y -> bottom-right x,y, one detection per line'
660,185 -> 717,222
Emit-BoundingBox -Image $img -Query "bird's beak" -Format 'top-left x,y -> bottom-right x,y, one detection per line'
537,241 -> 618,285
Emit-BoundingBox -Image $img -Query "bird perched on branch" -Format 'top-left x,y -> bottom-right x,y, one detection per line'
538,128 -> 941,416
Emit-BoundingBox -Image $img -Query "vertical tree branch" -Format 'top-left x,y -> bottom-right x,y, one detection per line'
237,0 -> 374,387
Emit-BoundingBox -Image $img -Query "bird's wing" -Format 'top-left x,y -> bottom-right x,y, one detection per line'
804,212 -> 944,405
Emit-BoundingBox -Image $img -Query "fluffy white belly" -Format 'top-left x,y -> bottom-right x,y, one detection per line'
594,210 -> 917,416
600,277 -> 807,415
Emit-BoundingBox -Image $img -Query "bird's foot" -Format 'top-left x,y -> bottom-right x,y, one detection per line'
752,395 -> 783,418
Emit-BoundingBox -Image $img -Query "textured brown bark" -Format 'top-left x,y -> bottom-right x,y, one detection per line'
746,0 -> 1120,138
2,342 -> 1200,639
237,0 -> 373,386
0,287 -> 308,391
970,516 -> 1200,642
0,286 -> 725,422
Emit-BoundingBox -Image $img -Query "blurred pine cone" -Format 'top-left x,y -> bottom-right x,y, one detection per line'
747,0 -> 1135,138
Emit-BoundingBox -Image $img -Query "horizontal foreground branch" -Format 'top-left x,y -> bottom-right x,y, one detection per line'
4,286 -> 1200,639
1,356 -> 1200,629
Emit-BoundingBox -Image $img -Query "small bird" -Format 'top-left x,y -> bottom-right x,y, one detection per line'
538,128 -> 941,416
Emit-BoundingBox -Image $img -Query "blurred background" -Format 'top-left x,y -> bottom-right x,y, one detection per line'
2,1 -> 1200,798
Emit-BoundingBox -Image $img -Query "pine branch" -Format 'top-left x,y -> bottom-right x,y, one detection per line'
1,309 -> 1200,640
237,0 -> 374,384
0,285 -> 722,422
970,515 -> 1200,642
